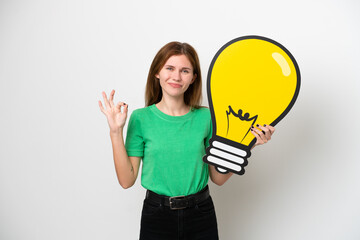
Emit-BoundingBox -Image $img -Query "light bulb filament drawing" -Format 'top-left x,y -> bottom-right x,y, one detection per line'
226,105 -> 258,143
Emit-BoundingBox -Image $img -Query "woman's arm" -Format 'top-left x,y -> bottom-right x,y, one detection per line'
99,90 -> 141,189
208,124 -> 275,186
110,131 -> 141,189
208,165 -> 233,186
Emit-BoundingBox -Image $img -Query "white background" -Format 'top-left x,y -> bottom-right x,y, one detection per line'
1,0 -> 359,239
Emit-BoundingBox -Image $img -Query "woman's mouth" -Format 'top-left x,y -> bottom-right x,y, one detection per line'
169,83 -> 182,88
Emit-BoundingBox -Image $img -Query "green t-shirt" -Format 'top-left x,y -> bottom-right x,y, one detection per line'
125,104 -> 212,197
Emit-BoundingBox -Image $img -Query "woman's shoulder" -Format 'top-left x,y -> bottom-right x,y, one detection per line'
193,105 -> 210,112
192,106 -> 211,118
129,105 -> 153,118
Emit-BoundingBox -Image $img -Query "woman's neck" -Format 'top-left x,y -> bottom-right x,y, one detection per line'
155,98 -> 190,116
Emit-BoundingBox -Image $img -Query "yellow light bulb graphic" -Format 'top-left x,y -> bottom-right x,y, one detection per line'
203,36 -> 300,175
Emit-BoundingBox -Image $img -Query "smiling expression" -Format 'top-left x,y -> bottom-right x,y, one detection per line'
155,54 -> 197,100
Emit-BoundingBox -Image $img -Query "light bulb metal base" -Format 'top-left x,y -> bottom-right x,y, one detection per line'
203,136 -> 251,175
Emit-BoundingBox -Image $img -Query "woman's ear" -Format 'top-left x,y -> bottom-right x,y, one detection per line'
191,74 -> 197,84
155,73 -> 160,79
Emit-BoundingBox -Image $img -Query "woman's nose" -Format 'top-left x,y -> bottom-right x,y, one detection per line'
172,70 -> 181,81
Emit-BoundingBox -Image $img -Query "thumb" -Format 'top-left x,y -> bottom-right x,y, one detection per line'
116,102 -> 122,111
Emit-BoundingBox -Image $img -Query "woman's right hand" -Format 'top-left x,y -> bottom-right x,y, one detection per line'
98,90 -> 128,133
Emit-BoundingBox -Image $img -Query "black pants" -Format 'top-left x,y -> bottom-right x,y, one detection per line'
139,194 -> 219,240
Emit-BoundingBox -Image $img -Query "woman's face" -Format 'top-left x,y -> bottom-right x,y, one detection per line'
155,54 -> 197,100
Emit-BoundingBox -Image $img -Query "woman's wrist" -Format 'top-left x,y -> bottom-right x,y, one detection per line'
110,128 -> 123,136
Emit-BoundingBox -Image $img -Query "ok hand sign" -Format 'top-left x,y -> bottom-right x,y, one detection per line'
98,90 -> 128,133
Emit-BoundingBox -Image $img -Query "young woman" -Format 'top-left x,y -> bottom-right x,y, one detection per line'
98,42 -> 275,240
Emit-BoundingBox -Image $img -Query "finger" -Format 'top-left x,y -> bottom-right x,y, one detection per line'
264,124 -> 275,134
102,91 -> 111,109
124,103 -> 128,113
250,127 -> 263,145
115,102 -> 127,112
115,102 -> 122,111
256,124 -> 271,140
252,126 -> 267,143
98,100 -> 106,114
109,89 -> 115,107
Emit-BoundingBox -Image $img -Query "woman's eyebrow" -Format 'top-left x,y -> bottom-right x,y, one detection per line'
164,65 -> 192,70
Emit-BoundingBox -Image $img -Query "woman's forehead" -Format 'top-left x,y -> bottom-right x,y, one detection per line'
164,55 -> 193,68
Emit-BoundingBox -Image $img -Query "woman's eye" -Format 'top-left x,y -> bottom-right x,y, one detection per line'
166,67 -> 173,71
182,70 -> 189,73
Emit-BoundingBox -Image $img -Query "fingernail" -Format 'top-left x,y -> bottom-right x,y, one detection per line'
263,124 -> 266,127
251,126 -> 254,128
256,124 -> 259,127
123,103 -> 126,105
250,128 -> 253,131
262,131 -> 265,134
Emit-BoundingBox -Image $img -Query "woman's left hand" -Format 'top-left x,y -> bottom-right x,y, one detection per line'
250,124 -> 275,148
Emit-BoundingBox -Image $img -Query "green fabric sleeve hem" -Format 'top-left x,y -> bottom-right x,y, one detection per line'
126,150 -> 144,157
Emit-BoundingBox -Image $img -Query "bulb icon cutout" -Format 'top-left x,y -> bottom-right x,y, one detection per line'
203,36 -> 301,175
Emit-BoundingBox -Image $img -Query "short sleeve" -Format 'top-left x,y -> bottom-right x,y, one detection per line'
205,116 -> 213,149
125,111 -> 144,157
